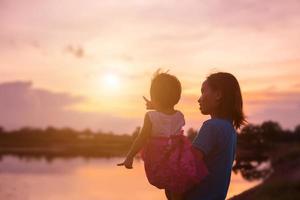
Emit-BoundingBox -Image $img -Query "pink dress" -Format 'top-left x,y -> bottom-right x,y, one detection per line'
140,111 -> 208,194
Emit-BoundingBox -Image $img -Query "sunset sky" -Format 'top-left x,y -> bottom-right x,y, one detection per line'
0,0 -> 299,134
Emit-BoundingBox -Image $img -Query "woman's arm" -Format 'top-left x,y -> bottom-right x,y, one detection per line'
191,121 -> 216,161
117,113 -> 152,169
192,146 -> 205,160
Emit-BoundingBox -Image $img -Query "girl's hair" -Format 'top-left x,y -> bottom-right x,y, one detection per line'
150,70 -> 181,109
206,72 -> 246,129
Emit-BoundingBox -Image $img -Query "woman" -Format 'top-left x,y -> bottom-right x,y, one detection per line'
183,72 -> 246,200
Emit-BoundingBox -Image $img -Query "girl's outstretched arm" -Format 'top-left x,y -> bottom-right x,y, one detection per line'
143,96 -> 155,110
117,113 -> 152,169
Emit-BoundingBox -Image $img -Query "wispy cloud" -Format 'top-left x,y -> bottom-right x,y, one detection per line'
65,44 -> 85,58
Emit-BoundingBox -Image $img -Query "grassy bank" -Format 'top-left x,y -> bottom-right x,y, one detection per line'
230,143 -> 300,200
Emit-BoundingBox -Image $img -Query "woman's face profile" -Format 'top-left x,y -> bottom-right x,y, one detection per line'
198,80 -> 220,115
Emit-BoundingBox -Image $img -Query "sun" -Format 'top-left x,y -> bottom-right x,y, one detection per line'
103,73 -> 120,89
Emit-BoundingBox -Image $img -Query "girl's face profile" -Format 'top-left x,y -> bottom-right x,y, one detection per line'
198,80 -> 221,115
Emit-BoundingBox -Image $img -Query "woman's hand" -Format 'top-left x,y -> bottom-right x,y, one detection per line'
143,96 -> 155,110
117,157 -> 134,169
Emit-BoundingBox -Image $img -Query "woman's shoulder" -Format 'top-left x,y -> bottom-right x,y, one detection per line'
202,118 -> 235,135
204,118 -> 232,126
202,118 -> 234,131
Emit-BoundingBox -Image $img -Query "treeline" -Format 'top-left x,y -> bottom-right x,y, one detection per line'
234,121 -> 300,181
0,121 -> 300,165
186,121 -> 300,181
0,126 -> 137,158
186,120 -> 300,142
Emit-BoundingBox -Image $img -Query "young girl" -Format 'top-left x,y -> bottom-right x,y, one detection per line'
184,72 -> 246,200
117,70 -> 208,200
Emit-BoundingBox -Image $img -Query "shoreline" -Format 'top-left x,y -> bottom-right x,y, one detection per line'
229,143 -> 300,200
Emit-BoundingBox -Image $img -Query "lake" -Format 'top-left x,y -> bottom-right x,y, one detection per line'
0,156 -> 260,200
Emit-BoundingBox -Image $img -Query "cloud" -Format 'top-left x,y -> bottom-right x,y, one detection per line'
0,34 -> 41,50
65,45 -> 85,58
29,40 -> 40,49
0,0 -> 299,132
293,83 -> 300,89
198,0 -> 300,30
0,81 -> 140,134
244,89 -> 300,129
244,90 -> 300,105
249,106 -> 300,129
1,0 -> 300,64
118,53 -> 134,62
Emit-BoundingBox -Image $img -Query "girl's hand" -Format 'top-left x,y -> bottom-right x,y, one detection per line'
143,96 -> 155,110
117,157 -> 134,169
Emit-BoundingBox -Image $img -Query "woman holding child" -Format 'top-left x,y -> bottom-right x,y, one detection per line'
118,70 -> 246,200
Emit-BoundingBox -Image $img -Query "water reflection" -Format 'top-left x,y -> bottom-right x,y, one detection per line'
0,156 -> 260,200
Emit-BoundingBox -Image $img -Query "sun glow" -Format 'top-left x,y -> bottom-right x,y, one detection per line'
103,73 -> 121,89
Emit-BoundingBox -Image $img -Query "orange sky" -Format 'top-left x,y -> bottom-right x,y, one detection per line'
0,0 -> 299,133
